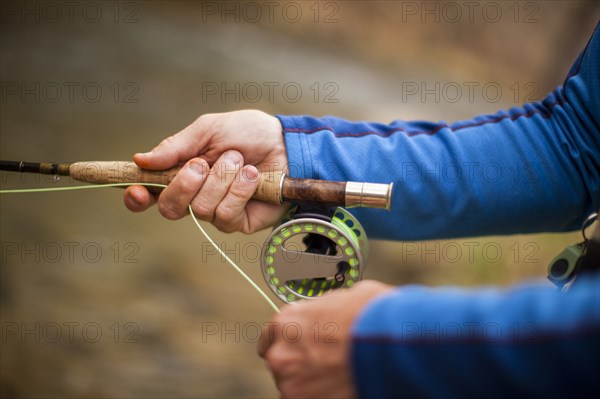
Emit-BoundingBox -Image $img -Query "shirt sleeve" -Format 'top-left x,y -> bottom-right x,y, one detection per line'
351,272 -> 600,398
276,23 -> 600,241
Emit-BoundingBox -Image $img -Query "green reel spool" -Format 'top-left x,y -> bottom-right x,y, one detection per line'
261,207 -> 369,303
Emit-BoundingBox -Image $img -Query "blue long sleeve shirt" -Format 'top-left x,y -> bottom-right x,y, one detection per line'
276,22 -> 600,398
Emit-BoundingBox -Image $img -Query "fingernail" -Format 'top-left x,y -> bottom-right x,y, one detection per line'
223,151 -> 242,164
244,165 -> 259,181
189,161 -> 205,176
129,194 -> 141,207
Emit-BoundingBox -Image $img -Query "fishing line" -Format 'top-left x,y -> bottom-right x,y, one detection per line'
0,183 -> 280,313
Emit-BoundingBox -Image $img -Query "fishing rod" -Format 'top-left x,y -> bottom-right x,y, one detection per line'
0,159 -> 393,303
0,160 -> 392,209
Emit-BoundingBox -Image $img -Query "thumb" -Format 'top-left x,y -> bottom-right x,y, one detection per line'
134,119 -> 211,170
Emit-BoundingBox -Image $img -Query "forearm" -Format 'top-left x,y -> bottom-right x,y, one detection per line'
277,25 -> 599,241
351,272 -> 600,398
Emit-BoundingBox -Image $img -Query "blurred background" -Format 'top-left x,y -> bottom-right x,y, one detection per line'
1,1 -> 598,397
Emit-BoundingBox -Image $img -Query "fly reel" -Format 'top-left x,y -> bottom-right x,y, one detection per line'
261,206 -> 369,303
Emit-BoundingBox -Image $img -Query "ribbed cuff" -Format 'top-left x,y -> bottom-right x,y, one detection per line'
276,114 -> 316,179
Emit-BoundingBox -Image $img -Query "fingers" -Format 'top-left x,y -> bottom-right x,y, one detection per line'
134,115 -> 215,170
258,327 -> 273,359
155,149 -> 257,230
124,185 -> 156,212
157,158 -> 209,220
129,141 -> 262,233
258,318 -> 282,358
188,150 -> 244,224
213,165 -> 260,233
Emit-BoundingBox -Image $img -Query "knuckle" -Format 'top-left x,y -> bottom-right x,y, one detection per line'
240,224 -> 256,235
195,113 -> 212,125
214,205 -> 236,225
274,307 -> 299,325
271,310 -> 284,324
157,201 -> 180,220
229,180 -> 252,200
265,349 -> 288,373
194,114 -> 207,124
191,201 -> 214,221
160,135 -> 176,148
215,165 -> 237,181
215,222 -> 236,234
177,179 -> 196,194
195,113 -> 221,131
177,172 -> 203,193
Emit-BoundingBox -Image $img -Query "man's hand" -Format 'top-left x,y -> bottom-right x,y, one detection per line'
258,280 -> 393,399
123,110 -> 289,233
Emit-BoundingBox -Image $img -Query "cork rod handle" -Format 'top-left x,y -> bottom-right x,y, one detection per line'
69,161 -> 392,209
